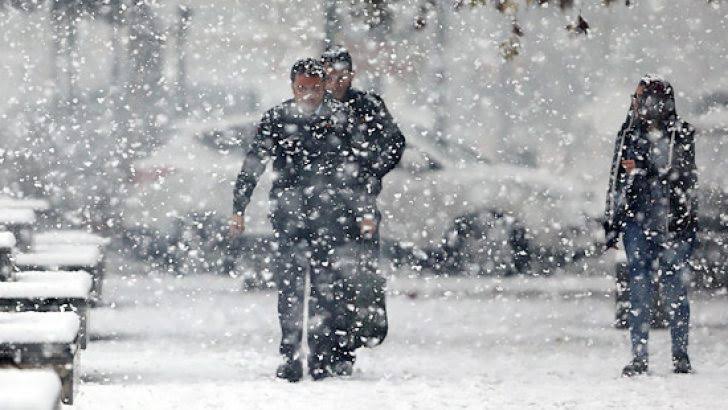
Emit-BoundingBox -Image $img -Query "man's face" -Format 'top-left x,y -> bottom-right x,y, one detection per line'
324,64 -> 353,101
292,74 -> 325,113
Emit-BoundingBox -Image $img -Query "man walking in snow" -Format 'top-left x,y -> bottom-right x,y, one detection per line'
320,46 -> 406,371
230,58 -> 370,381
604,75 -> 698,376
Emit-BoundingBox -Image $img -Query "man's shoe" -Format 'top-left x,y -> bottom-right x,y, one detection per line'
276,358 -> 303,382
673,354 -> 693,374
333,360 -> 354,377
622,358 -> 649,377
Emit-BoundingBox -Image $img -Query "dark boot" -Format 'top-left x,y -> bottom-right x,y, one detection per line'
622,357 -> 649,377
276,357 -> 303,382
308,350 -> 334,381
332,347 -> 356,376
673,354 -> 692,374
309,365 -> 333,381
333,360 -> 354,377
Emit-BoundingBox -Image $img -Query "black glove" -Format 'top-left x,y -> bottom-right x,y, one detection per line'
603,221 -> 620,250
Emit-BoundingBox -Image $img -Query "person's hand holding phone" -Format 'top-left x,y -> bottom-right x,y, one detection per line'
621,159 -> 637,175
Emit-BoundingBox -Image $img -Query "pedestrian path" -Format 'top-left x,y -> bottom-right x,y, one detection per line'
73,268 -> 728,409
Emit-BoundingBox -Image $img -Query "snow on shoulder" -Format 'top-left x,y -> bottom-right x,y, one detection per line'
0,369 -> 61,410
0,232 -> 16,248
0,312 -> 79,344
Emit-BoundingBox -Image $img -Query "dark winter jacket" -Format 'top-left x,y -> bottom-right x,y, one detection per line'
340,88 -> 406,196
233,96 -> 361,216
604,109 -> 698,246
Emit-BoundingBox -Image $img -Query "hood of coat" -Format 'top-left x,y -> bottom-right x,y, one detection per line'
619,75 -> 682,135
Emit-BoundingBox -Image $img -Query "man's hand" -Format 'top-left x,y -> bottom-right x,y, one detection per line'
621,159 -> 636,175
604,232 -> 620,251
229,214 -> 246,237
603,221 -> 620,251
359,214 -> 378,239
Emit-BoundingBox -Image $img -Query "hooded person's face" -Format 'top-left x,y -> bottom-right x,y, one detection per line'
632,82 -> 674,123
292,74 -> 325,114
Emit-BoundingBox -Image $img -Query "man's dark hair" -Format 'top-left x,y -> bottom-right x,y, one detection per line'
321,45 -> 353,71
290,58 -> 326,82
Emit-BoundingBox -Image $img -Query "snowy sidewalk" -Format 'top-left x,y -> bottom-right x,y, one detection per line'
72,266 -> 728,409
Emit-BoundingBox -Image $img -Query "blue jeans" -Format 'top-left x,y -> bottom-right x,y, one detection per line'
623,221 -> 692,361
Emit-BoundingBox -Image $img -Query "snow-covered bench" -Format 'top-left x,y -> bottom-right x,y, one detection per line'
15,247 -> 105,303
0,197 -> 50,212
0,369 -> 62,410
1,232 -> 16,282
0,196 -> 52,231
0,271 -> 94,349
0,312 -> 80,405
0,208 -> 35,252
33,230 -> 110,249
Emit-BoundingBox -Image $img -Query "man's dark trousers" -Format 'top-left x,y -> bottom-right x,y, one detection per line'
271,186 -> 359,372
270,188 -> 308,360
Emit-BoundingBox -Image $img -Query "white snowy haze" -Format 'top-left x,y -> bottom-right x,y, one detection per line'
2,0 -> 727,179
1,1 -> 728,408
3,0 -> 727,262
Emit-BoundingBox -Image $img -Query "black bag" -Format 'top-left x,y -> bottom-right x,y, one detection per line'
351,267 -> 388,348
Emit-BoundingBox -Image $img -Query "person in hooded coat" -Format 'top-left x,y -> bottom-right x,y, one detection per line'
604,75 -> 698,376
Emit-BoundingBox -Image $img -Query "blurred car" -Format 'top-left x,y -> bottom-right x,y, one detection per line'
689,92 -> 728,289
122,116 -> 270,275
122,116 -> 603,278
380,133 -> 603,275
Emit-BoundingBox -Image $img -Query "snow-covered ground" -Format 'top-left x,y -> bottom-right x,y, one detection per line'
70,255 -> 728,409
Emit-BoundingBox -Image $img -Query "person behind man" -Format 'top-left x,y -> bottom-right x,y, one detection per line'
604,75 -> 698,377
320,46 -> 406,370
230,58 -> 366,382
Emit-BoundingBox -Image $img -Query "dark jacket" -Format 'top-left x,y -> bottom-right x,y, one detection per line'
233,96 -> 360,216
340,88 -> 406,195
604,112 -> 698,246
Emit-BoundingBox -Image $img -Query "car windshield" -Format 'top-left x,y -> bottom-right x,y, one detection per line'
196,123 -> 257,154
407,126 -> 489,166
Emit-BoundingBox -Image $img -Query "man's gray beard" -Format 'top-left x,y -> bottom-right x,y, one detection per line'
295,102 -> 317,116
